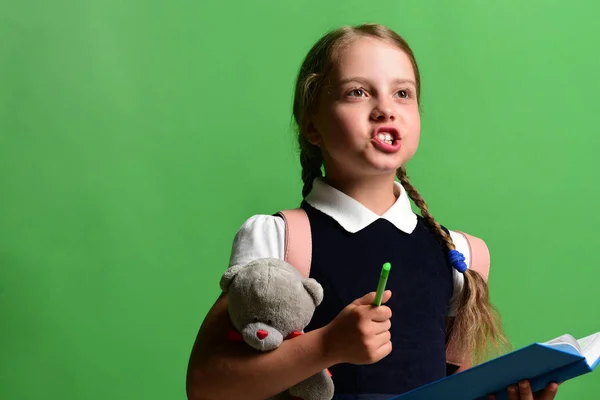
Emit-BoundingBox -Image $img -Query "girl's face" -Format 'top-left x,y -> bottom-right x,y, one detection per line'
308,37 -> 421,182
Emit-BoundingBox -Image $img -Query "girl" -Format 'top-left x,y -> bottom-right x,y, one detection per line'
186,24 -> 560,400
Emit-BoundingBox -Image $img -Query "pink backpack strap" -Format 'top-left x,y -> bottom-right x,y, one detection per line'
276,208 -> 312,278
446,231 -> 491,369
454,231 -> 490,281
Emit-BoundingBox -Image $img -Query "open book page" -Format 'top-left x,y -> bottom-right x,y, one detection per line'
577,332 -> 600,367
544,334 -> 582,354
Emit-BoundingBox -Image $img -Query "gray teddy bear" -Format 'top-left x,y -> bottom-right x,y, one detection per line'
220,258 -> 335,400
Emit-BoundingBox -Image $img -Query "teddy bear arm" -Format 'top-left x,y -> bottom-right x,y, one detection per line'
288,369 -> 334,400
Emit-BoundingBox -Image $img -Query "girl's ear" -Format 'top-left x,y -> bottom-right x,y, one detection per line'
304,120 -> 321,146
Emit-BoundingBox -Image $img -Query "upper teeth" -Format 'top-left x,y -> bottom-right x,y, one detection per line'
378,132 -> 394,144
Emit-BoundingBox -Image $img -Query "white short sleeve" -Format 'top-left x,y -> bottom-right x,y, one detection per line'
228,215 -> 286,268
447,230 -> 471,317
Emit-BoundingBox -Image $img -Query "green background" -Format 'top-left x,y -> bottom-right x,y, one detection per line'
1,0 -> 599,398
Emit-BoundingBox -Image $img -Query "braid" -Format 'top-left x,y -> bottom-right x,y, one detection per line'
300,140 -> 323,198
396,166 -> 454,250
396,165 -> 508,364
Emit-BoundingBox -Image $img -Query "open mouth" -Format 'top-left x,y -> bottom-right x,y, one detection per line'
377,131 -> 396,145
374,127 -> 399,143
372,126 -> 401,152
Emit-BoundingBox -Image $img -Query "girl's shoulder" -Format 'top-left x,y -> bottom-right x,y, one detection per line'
414,215 -> 476,267
228,214 -> 286,268
234,214 -> 286,236
413,215 -> 485,316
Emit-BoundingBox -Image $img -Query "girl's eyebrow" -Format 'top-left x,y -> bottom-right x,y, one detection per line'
336,77 -> 417,87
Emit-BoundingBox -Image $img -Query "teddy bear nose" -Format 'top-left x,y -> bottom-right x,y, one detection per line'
256,330 -> 268,340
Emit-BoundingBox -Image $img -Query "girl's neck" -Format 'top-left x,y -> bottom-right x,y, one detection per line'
323,172 -> 398,216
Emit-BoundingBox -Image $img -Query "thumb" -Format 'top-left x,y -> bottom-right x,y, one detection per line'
353,290 -> 392,306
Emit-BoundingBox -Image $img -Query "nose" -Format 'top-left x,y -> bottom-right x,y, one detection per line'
370,105 -> 395,122
256,330 -> 268,340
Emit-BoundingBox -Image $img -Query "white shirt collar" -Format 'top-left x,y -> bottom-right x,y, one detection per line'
304,178 -> 418,234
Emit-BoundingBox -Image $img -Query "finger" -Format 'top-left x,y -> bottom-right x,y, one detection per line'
374,330 -> 391,347
507,385 -> 520,400
372,319 -> 391,334
353,290 -> 392,306
369,305 -> 392,322
518,381 -> 534,400
375,338 -> 392,359
353,292 -> 377,306
379,289 -> 392,304
536,383 -> 559,400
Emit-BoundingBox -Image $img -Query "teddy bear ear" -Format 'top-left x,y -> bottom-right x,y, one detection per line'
302,278 -> 324,306
219,264 -> 245,293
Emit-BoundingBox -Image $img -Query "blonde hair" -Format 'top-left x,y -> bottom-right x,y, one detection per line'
292,23 -> 509,364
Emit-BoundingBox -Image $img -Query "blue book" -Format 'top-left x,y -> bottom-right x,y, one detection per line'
390,331 -> 600,400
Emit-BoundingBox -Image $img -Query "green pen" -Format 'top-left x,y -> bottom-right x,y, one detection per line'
373,262 -> 391,306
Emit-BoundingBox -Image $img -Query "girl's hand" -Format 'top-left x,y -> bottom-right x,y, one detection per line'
321,290 -> 393,366
487,381 -> 559,400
